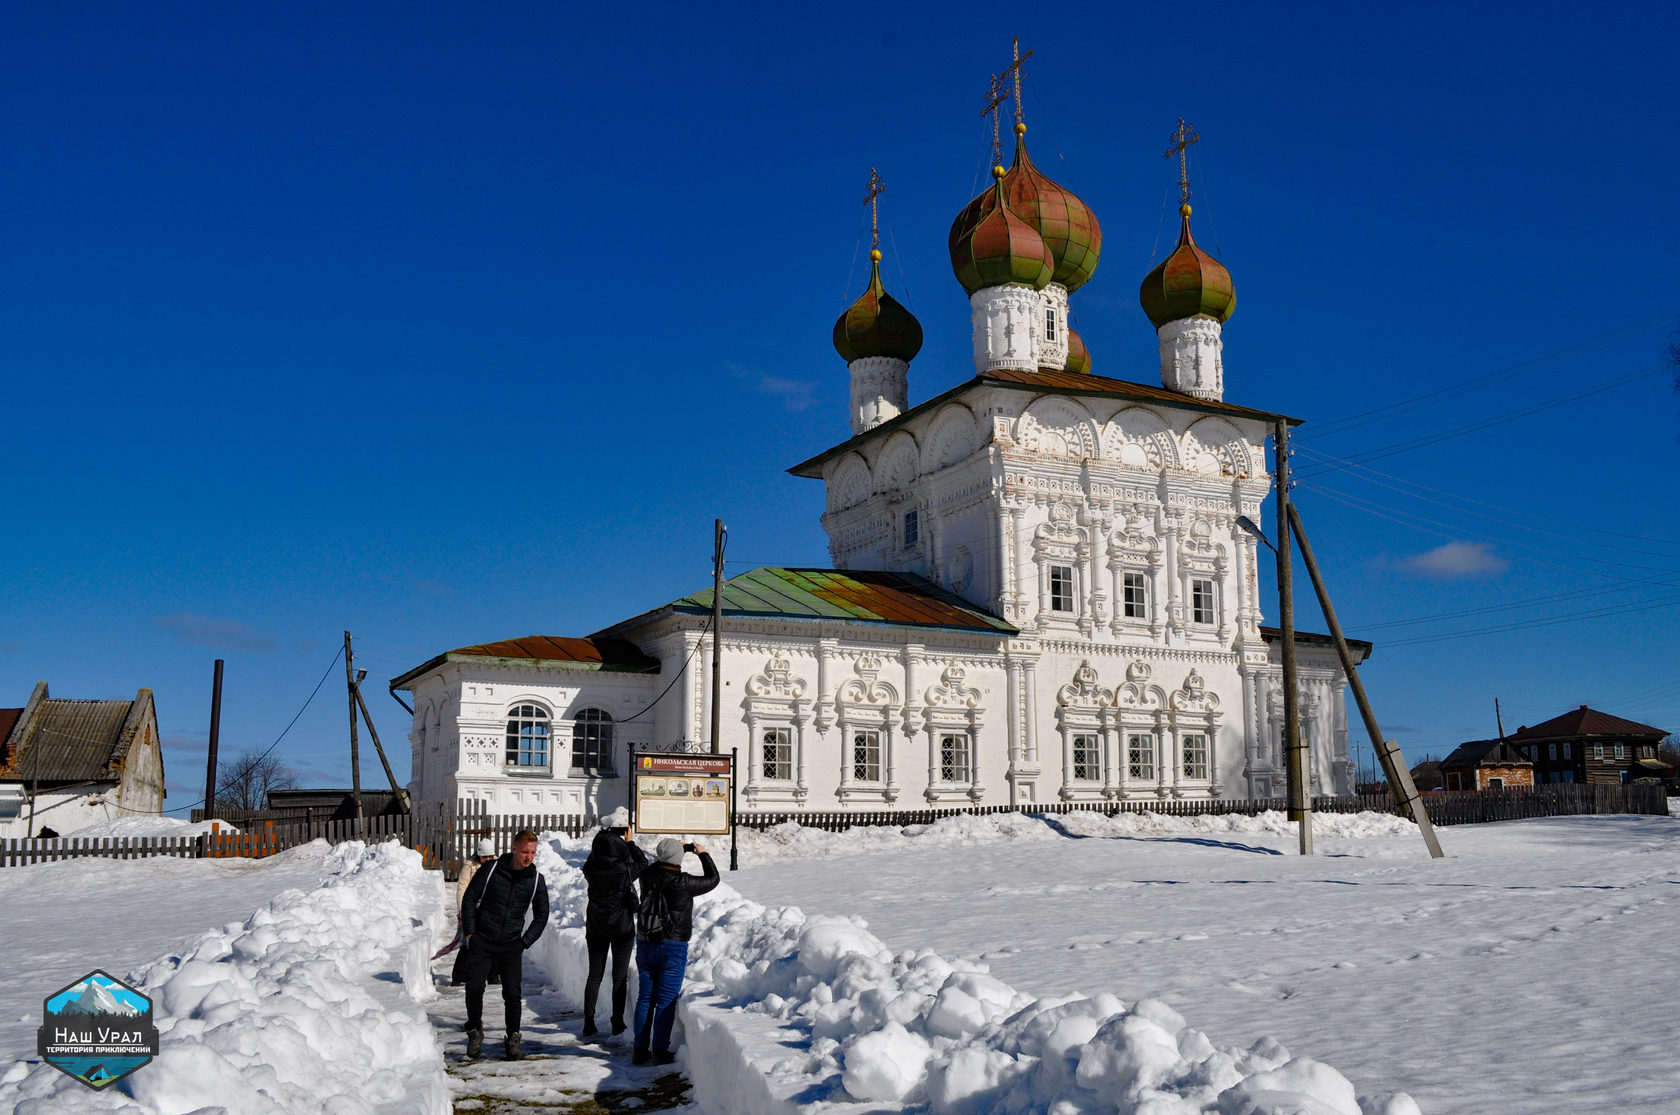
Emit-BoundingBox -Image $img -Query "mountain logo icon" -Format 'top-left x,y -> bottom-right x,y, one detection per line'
37,970 -> 159,1090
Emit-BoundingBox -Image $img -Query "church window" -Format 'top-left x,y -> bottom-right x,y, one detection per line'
1128,733 -> 1155,780
1190,579 -> 1216,625
505,704 -> 550,768
1050,565 -> 1075,612
1123,572 -> 1149,619
762,727 -> 793,781
1182,733 -> 1209,780
940,733 -> 971,783
852,731 -> 881,782
1072,734 -> 1100,781
1045,308 -> 1057,341
903,509 -> 919,549
571,708 -> 615,775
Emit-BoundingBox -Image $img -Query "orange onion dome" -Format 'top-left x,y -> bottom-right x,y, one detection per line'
948,168 -> 1055,296
833,250 -> 924,363
1064,326 -> 1090,375
1139,204 -> 1235,329
998,123 -> 1101,292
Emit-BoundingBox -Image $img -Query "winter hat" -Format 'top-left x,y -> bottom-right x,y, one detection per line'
655,837 -> 685,865
476,838 -> 496,858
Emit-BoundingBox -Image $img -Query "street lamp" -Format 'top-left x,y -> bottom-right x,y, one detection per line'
1236,515 -> 1275,553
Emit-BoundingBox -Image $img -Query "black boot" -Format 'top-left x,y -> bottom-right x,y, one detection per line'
610,1016 -> 627,1035
581,1019 -> 599,1038
631,1046 -> 650,1066
465,1028 -> 482,1059
504,1031 -> 523,1060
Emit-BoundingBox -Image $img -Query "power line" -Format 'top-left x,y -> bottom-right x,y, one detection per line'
1302,306 -> 1679,440
618,615 -> 712,725
1293,364 -> 1667,479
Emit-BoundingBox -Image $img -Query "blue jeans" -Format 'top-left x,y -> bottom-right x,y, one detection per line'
632,938 -> 689,1053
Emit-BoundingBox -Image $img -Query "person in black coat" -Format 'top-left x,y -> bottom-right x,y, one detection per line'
579,822 -> 648,1037
631,837 -> 719,1066
458,828 -> 549,1060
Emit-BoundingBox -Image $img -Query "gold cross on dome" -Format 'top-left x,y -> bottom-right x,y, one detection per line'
981,72 -> 1008,166
1001,37 -> 1032,123
1165,116 -> 1200,205
862,167 -> 884,251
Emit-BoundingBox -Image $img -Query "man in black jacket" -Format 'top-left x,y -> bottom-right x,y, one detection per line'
459,828 -> 549,1060
631,837 -> 719,1066
580,822 -> 648,1038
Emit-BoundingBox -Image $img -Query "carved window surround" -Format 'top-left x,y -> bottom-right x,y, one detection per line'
835,652 -> 901,804
921,664 -> 985,804
742,653 -> 810,807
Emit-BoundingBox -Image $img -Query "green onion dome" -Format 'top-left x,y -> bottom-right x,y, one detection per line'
948,168 -> 1055,297
1064,326 -> 1090,375
833,250 -> 924,363
1139,204 -> 1235,329
998,124 -> 1101,292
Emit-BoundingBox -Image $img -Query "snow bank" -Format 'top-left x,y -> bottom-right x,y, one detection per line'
528,817 -> 1416,1115
734,808 -> 1415,863
0,839 -> 450,1115
66,816 -> 238,839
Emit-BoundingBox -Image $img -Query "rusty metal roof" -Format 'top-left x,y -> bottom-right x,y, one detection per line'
662,567 -> 1016,635
1511,705 -> 1668,742
788,370 -> 1298,479
1440,738 -> 1533,771
0,694 -> 146,784
390,635 -> 661,690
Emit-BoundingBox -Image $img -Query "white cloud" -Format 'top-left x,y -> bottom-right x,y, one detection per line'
728,362 -> 817,412
1397,542 -> 1508,580
155,613 -> 277,652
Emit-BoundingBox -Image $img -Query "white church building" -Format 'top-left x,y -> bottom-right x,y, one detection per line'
391,115 -> 1366,819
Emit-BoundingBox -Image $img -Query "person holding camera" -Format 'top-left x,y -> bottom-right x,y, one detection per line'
580,820 -> 647,1037
631,836 -> 718,1066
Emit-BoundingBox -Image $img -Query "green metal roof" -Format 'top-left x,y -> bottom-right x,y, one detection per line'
669,567 -> 1016,635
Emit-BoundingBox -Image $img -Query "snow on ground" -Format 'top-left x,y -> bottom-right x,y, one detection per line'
529,814 -> 1418,1115
63,815 -> 238,839
728,810 -> 1680,1114
0,840 -> 449,1114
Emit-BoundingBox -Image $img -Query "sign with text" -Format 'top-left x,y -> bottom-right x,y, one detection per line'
632,753 -> 732,835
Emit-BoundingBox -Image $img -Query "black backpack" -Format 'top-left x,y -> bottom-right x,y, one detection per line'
636,872 -> 672,941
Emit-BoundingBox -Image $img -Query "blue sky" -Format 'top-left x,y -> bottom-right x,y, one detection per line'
3,1 -> 1677,809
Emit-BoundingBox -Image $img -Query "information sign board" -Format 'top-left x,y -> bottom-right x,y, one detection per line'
631,753 -> 732,835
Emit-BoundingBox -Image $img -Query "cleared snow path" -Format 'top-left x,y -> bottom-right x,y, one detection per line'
729,811 -> 1680,1114
425,951 -> 697,1114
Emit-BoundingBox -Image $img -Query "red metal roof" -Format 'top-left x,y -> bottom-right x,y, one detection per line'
390,636 -> 660,690
1511,706 -> 1668,742
789,371 -> 1297,479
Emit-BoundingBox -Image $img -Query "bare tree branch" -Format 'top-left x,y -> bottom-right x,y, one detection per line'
216,750 -> 299,812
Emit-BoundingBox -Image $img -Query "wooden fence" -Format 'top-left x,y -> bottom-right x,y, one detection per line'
1,783 -> 1666,868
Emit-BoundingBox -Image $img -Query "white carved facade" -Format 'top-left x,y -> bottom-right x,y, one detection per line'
394,370 -> 1362,816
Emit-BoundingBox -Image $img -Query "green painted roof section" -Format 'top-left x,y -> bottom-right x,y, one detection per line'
672,567 -> 1017,635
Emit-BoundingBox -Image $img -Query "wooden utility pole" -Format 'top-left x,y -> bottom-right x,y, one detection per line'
203,659 -> 224,819
1287,503 -> 1443,859
344,631 -> 365,824
710,520 -> 725,755
354,669 -> 410,813
1275,420 -> 1312,855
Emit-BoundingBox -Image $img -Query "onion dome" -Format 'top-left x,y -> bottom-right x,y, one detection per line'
1139,204 -> 1235,329
1000,123 -> 1101,291
948,168 -> 1055,296
833,250 -> 924,363
1064,326 -> 1090,375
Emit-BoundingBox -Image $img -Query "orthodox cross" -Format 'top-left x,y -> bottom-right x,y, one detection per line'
981,72 -> 1008,166
1005,37 -> 1032,124
862,167 -> 885,252
1165,116 -> 1200,205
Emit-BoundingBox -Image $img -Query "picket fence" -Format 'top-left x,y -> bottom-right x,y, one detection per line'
1,782 -> 1666,869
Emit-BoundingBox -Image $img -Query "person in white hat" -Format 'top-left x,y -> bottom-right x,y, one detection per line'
631,836 -> 718,1065
451,839 -> 500,987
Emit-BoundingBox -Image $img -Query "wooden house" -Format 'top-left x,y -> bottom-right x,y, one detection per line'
1438,738 -> 1533,792
1504,706 -> 1669,786
0,682 -> 165,837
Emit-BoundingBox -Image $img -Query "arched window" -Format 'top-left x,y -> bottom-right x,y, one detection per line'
505,704 -> 551,768
572,708 -> 615,775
